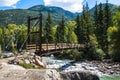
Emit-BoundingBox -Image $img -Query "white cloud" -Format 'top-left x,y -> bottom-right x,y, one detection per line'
0,0 -> 20,8
44,0 -> 84,12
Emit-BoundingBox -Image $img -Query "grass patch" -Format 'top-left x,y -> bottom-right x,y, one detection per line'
100,76 -> 120,80
19,63 -> 34,69
19,63 -> 46,69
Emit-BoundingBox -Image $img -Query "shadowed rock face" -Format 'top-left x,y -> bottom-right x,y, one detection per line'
60,71 -> 99,80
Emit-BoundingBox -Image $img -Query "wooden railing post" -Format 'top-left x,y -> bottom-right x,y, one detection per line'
55,43 -> 56,50
47,43 -> 48,53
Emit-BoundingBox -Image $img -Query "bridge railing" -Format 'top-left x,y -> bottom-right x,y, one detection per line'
26,43 -> 85,53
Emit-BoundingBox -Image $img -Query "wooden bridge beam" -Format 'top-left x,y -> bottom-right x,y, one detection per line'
27,16 -> 30,44
38,13 -> 42,56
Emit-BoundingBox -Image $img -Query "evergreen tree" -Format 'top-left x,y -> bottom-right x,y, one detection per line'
94,1 -> 99,34
96,3 -> 105,50
75,15 -> 83,43
81,5 -> 87,44
104,0 -> 112,58
81,3 -> 92,45
44,13 -> 54,43
55,16 -> 66,43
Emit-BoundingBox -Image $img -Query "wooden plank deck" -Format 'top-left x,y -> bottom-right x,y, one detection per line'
26,43 -> 85,54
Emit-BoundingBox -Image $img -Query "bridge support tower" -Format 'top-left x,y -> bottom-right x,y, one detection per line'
27,14 -> 42,56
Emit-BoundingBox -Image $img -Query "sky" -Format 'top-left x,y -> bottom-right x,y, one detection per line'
0,0 -> 120,13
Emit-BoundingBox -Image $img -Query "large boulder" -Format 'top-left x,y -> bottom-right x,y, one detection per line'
60,71 -> 99,80
0,68 -> 61,80
0,62 -> 61,80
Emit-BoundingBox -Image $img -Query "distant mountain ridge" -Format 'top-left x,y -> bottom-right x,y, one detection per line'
0,4 -> 117,26
90,3 -> 117,15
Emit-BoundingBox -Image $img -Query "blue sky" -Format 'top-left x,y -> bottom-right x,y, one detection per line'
0,0 -> 119,12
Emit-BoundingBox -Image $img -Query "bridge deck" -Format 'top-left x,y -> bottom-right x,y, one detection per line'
26,43 -> 85,54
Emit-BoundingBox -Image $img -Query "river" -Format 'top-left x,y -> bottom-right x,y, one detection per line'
43,56 -> 111,77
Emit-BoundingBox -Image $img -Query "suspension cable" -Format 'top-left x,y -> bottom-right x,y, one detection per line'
5,31 -> 19,49
19,32 -> 31,51
31,19 -> 39,29
19,19 -> 40,51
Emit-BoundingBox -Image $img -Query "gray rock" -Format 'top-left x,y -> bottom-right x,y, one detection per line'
24,59 -> 30,64
2,52 -> 14,58
60,71 -> 99,80
0,68 -> 61,80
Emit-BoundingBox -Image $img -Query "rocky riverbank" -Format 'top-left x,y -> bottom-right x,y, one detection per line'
0,62 -> 99,80
0,52 -> 120,80
44,57 -> 120,77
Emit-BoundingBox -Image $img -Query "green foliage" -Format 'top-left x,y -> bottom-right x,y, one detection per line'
75,4 -> 92,45
107,26 -> 118,42
103,0 -> 112,57
19,63 -> 34,69
44,13 -> 55,43
54,50 -> 83,61
55,16 -> 67,43
110,27 -> 120,62
109,12 -> 120,62
75,15 -> 84,44
96,48 -> 105,60
94,1 -> 113,58
66,21 -> 78,43
0,24 -> 27,52
93,2 -> 99,31
66,50 -> 83,60
96,3 -> 105,49
84,35 -> 104,60
71,32 -> 78,43
113,12 -> 120,27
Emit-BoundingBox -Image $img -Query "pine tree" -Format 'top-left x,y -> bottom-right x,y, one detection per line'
94,1 -> 98,34
45,13 -> 54,43
60,16 -> 66,42
104,0 -> 112,58
55,16 -> 66,43
96,3 -> 105,50
81,3 -> 92,45
75,15 -> 83,43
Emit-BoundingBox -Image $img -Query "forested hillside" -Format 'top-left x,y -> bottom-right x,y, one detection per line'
0,5 -> 76,26
0,4 -> 116,26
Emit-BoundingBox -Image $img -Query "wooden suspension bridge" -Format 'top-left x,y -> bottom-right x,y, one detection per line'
26,14 -> 86,56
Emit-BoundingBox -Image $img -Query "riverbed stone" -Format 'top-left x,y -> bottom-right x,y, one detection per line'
24,59 -> 30,64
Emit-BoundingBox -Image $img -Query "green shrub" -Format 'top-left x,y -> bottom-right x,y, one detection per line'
96,48 -> 105,60
85,46 -> 104,60
110,50 -> 120,62
84,35 -> 105,60
54,49 -> 83,61
67,50 -> 83,61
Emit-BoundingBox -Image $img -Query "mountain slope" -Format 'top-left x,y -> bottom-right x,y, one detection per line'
0,4 -> 117,26
0,5 -> 76,26
90,3 -> 116,15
